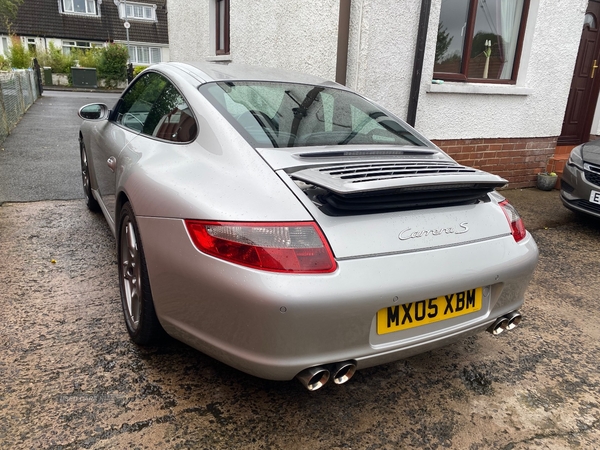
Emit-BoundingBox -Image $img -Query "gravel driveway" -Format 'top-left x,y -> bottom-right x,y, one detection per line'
1,190 -> 599,449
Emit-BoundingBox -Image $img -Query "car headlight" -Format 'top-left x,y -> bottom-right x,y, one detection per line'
568,146 -> 584,170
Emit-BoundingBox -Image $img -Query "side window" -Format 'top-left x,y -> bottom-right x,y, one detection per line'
116,73 -> 165,132
115,72 -> 197,142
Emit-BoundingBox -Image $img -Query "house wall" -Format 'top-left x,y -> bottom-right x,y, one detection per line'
167,0 -> 584,139
167,0 -> 339,78
342,0 -> 586,188
230,0 -> 339,80
345,0 -> 586,141
167,0 -> 210,61
166,0 -> 588,188
345,0 -> 421,121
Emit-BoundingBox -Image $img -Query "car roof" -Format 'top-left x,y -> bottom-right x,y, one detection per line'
158,61 -> 347,89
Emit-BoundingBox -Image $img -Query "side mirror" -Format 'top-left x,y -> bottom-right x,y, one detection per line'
78,103 -> 109,121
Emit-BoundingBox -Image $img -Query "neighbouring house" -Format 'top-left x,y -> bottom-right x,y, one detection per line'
0,0 -> 169,68
166,0 -> 600,189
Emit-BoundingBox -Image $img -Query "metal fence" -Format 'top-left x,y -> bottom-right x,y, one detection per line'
0,70 -> 41,142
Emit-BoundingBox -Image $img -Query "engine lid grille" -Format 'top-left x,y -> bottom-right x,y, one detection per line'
326,161 -> 478,182
292,161 -> 504,193
290,161 -> 507,216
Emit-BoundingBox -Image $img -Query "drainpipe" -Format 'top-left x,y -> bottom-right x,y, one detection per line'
406,0 -> 432,127
336,0 -> 351,85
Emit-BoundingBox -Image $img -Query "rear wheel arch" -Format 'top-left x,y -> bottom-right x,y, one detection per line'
117,200 -> 164,344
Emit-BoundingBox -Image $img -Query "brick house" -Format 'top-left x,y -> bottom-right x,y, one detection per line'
0,0 -> 169,67
166,0 -> 600,188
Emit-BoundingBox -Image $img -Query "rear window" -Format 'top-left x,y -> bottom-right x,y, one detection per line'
199,81 -> 425,148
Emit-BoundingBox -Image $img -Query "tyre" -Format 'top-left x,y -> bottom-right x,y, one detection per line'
118,202 -> 163,345
80,140 -> 100,212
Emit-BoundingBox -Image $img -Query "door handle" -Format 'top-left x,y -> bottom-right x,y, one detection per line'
107,156 -> 117,172
592,60 -> 598,79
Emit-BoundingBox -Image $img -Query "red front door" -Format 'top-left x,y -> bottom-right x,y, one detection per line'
559,1 -> 600,145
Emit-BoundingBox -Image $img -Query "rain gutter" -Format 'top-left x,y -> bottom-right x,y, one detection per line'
406,0 -> 432,127
336,0 -> 352,85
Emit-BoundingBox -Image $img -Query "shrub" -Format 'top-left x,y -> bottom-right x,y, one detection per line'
74,47 -> 101,69
0,55 -> 10,71
133,65 -> 145,77
7,36 -> 30,69
98,43 -> 128,87
36,42 -> 74,73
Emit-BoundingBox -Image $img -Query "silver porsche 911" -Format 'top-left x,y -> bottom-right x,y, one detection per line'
78,62 -> 538,390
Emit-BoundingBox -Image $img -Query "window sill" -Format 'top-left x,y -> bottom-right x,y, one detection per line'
60,11 -> 99,17
120,18 -> 157,22
206,55 -> 232,63
427,82 -> 533,96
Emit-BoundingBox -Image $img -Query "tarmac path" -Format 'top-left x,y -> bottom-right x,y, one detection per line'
0,91 -> 599,448
0,90 -> 119,204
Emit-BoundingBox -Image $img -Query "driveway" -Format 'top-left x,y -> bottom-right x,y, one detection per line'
0,91 -> 599,448
0,90 -> 119,204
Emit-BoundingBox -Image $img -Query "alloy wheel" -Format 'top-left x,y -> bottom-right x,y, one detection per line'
120,217 -> 142,330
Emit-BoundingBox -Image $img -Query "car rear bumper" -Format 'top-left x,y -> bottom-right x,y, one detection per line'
137,216 -> 538,381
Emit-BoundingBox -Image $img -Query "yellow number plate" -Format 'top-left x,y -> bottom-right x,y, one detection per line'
376,288 -> 483,335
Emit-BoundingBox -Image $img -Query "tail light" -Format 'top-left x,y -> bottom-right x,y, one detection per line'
185,220 -> 337,273
498,200 -> 526,242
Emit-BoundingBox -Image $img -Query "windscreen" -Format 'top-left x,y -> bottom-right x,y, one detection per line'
200,81 -> 426,148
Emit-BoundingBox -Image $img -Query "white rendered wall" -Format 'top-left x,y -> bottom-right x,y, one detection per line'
346,0 -> 587,141
417,0 -> 586,140
229,0 -> 339,80
346,0 -> 421,120
167,0 -> 339,79
167,0 -> 210,61
166,0 -> 585,141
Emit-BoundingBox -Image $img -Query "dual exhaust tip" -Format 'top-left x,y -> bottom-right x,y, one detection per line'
298,311 -> 522,390
296,361 -> 357,391
487,310 -> 522,336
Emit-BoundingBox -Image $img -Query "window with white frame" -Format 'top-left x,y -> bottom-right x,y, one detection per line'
62,0 -> 97,15
62,40 -> 101,54
118,2 -> 156,21
128,45 -> 162,64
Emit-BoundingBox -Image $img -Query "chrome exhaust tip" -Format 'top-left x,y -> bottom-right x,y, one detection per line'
332,361 -> 357,385
505,311 -> 522,330
296,366 -> 330,391
487,317 -> 509,335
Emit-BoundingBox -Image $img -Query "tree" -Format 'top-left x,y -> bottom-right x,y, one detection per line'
98,43 -> 128,87
435,22 -> 453,64
7,35 -> 29,68
0,0 -> 23,24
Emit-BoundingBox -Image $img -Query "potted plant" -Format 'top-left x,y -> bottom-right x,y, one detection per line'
537,159 -> 558,191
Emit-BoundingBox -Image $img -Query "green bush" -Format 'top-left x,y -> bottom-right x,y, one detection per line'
7,36 -> 30,69
0,54 -> 10,71
98,43 -> 128,87
133,65 -> 145,77
36,41 -> 74,73
74,47 -> 101,69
